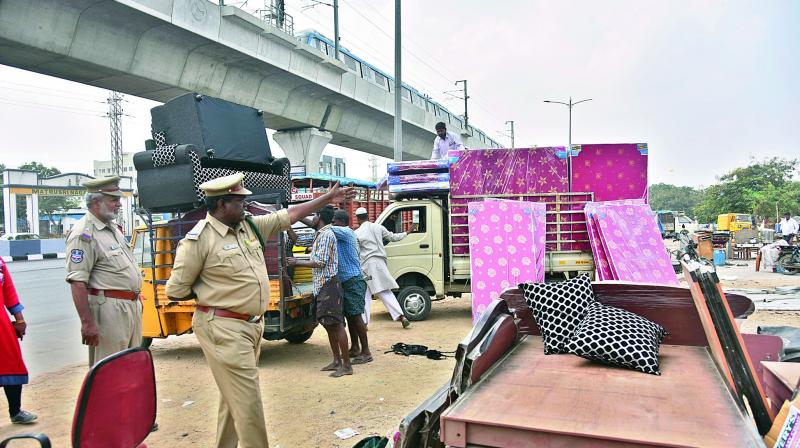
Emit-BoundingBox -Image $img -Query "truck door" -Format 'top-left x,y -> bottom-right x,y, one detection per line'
380,205 -> 434,278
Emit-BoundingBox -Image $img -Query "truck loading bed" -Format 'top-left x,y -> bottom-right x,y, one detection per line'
440,336 -> 762,447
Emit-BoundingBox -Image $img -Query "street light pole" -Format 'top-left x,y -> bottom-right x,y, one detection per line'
393,0 -> 402,162
543,97 -> 592,191
505,120 -> 515,148
333,0 -> 340,60
455,80 -> 469,130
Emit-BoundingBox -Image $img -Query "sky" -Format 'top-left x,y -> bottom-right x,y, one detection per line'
1,0 -> 798,187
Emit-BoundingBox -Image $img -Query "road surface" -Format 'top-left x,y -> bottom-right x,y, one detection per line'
7,259 -> 86,377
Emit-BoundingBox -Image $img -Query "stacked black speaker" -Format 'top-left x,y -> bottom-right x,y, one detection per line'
133,93 -> 291,212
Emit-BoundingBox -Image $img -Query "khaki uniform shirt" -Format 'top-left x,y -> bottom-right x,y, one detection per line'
165,210 -> 291,316
65,213 -> 142,291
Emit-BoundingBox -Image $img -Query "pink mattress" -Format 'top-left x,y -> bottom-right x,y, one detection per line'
468,199 -> 547,322
585,201 -> 678,285
571,143 -> 648,202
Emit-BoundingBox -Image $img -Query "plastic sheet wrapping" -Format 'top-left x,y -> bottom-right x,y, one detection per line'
467,199 -> 546,322
450,147 -> 568,196
585,201 -> 678,285
388,173 -> 450,185
585,199 -> 647,281
387,159 -> 449,174
571,143 -> 649,202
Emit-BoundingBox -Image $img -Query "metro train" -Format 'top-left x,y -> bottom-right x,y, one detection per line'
296,29 -> 502,149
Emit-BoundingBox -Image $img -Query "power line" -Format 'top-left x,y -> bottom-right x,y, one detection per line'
0,85 -> 107,105
342,0 -> 505,129
0,97 -> 107,117
0,80 -> 107,102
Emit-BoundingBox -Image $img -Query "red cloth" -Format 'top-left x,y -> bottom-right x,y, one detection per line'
0,259 -> 28,385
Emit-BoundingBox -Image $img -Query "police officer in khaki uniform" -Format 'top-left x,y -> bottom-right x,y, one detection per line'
65,176 -> 143,367
166,173 -> 354,448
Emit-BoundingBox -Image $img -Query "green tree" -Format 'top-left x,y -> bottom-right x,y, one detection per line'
693,157 -> 800,224
18,161 -> 80,235
648,183 -> 702,216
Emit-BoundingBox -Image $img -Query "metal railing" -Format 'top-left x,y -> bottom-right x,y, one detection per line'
256,2 -> 294,36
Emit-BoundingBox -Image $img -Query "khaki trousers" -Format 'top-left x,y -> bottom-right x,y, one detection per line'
88,293 -> 142,367
193,309 -> 269,448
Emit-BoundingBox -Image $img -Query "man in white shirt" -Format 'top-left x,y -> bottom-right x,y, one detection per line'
431,122 -> 465,159
353,207 -> 411,328
779,212 -> 799,243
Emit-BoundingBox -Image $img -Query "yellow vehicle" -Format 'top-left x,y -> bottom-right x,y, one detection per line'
131,203 -> 317,348
716,213 -> 754,232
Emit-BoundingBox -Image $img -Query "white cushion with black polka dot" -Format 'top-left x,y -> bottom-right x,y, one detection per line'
519,274 -> 595,355
565,301 -> 668,375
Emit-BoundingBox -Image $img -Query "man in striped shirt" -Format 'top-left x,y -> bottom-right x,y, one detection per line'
288,206 -> 352,377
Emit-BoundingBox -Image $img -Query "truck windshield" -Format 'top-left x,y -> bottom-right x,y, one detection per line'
132,229 -> 153,267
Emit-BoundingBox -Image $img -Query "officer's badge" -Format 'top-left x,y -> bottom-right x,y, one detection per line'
70,249 -> 84,263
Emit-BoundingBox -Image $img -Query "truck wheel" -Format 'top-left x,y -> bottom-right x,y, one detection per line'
285,330 -> 314,344
140,337 -> 153,349
398,286 -> 431,321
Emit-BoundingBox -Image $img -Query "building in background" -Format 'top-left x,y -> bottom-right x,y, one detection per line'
319,155 -> 346,177
93,152 -> 136,182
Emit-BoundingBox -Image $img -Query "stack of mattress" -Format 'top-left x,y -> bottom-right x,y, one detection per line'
387,160 -> 450,193
584,200 -> 678,285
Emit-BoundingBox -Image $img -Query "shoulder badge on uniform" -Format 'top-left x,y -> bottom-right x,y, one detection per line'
185,220 -> 208,241
79,232 -> 92,242
70,249 -> 84,263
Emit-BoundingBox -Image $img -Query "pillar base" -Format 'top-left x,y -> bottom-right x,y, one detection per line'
273,128 -> 332,175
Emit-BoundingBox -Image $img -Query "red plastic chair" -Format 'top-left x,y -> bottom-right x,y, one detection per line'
71,347 -> 156,447
1,347 -> 156,448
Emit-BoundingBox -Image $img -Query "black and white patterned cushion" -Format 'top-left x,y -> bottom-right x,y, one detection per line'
565,302 -> 668,375
149,130 -> 291,203
519,275 -> 595,355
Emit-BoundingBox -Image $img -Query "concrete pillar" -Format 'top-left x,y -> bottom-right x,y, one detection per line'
3,190 -> 17,234
30,194 -> 40,235
273,128 -> 332,174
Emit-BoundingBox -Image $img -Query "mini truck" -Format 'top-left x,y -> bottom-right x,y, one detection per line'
130,91 -> 317,347
376,192 -> 595,321
132,199 -> 317,347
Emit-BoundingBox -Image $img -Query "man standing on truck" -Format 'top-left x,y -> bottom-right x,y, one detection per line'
287,206 -> 353,377
354,207 -> 411,328
431,122 -> 465,159
780,212 -> 799,243
331,210 -> 372,364
65,176 -> 143,367
166,174 -> 354,448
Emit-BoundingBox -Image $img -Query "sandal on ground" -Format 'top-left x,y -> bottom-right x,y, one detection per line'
352,355 -> 374,365
321,362 -> 340,371
330,366 -> 353,378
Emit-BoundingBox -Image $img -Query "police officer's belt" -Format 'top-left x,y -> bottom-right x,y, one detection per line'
196,305 -> 262,323
88,288 -> 139,300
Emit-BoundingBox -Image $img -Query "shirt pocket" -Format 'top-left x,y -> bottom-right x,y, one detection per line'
248,243 -> 264,264
105,248 -> 130,270
216,248 -> 249,273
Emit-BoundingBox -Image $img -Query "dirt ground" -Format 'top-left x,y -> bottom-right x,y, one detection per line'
2,263 -> 799,447
0,299 -> 474,447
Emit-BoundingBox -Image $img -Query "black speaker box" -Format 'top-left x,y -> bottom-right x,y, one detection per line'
150,93 -> 272,164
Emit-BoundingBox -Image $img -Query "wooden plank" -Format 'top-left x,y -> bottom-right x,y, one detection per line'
441,337 -> 762,447
683,265 -> 775,434
681,263 -> 736,388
